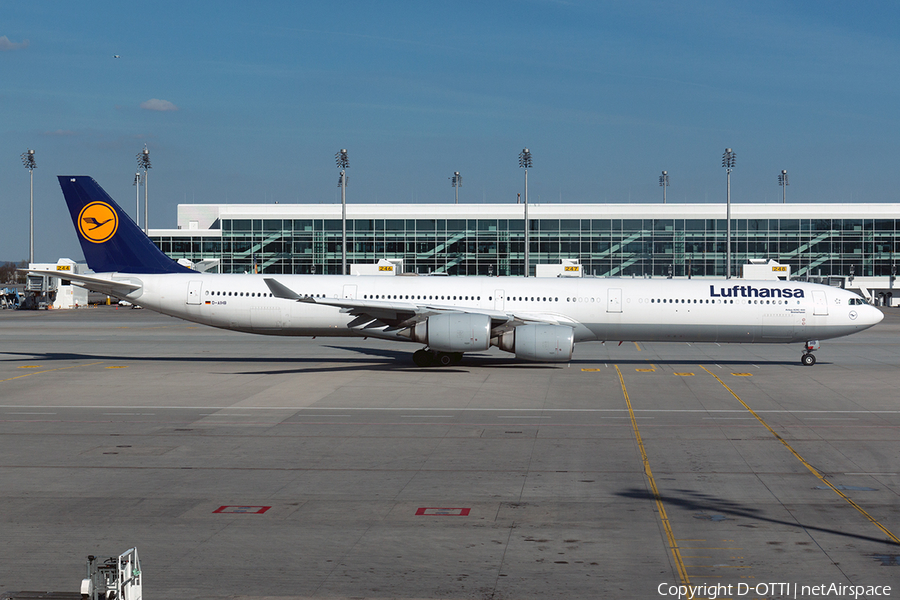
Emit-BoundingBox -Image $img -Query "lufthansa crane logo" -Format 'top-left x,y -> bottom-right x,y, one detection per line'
78,201 -> 118,243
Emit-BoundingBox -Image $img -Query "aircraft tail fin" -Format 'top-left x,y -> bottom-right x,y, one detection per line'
58,176 -> 190,274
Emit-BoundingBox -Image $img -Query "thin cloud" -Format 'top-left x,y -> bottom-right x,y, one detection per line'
140,98 -> 179,112
0,36 -> 29,51
43,129 -> 77,137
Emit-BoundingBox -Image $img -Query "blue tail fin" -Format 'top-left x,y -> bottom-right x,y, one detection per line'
58,176 -> 190,274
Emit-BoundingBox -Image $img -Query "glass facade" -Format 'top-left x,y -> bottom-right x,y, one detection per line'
151,214 -> 900,278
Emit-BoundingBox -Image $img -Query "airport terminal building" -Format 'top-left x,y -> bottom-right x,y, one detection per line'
149,202 -> 900,299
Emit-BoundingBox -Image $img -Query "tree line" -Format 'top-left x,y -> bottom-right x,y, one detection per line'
0,261 -> 27,285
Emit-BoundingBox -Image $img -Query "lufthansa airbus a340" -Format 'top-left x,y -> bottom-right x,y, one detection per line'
29,176 -> 883,367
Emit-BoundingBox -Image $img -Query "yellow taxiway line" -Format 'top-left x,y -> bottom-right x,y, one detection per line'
616,365 -> 691,586
700,364 -> 900,546
0,362 -> 104,383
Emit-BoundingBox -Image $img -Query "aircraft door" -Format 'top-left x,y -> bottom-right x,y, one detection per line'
342,285 -> 357,300
812,290 -> 828,316
607,288 -> 622,313
494,289 -> 505,311
186,280 -> 202,305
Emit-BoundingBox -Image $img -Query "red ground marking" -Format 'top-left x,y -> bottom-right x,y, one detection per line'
415,507 -> 471,516
213,505 -> 272,514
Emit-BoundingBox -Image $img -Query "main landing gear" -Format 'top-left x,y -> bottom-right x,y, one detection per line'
412,348 -> 463,367
801,340 -> 820,366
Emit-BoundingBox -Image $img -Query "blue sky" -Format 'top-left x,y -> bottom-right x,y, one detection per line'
2,1 -> 899,262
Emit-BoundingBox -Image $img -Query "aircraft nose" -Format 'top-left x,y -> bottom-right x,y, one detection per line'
873,306 -> 885,325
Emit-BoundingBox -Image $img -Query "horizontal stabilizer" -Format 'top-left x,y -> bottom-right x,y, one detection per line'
23,269 -> 142,299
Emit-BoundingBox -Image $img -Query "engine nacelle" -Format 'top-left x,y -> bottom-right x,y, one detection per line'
493,324 -> 574,362
409,313 -> 491,352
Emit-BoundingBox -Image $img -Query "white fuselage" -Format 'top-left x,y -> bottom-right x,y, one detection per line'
117,273 -> 882,346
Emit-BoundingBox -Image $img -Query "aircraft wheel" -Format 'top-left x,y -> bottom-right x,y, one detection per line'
413,349 -> 434,367
436,352 -> 454,367
801,353 -> 816,366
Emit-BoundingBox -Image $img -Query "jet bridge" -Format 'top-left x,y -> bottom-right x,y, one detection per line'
21,259 -> 88,309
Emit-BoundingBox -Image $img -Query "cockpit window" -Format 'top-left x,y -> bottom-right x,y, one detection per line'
848,297 -> 868,305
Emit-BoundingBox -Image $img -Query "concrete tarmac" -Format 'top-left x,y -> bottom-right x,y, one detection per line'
1,305 -> 898,599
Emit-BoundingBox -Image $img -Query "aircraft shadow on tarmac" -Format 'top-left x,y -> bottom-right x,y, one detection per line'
1,348 -> 807,377
616,487 -> 899,548
323,345 -> 805,367
0,348 -> 489,375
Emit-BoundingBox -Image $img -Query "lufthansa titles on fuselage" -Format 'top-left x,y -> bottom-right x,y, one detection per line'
709,284 -> 805,299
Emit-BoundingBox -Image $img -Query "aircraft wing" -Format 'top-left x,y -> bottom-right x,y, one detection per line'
22,269 -> 142,298
264,277 -> 564,332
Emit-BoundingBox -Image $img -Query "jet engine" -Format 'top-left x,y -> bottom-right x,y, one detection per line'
408,313 -> 492,352
493,324 -> 575,362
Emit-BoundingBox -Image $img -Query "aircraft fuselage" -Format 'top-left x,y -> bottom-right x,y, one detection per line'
122,272 -> 879,345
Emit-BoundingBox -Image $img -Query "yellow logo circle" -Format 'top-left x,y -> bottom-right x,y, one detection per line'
78,202 -> 118,243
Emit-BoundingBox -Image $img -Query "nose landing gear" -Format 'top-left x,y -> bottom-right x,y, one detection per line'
801,340 -> 820,366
